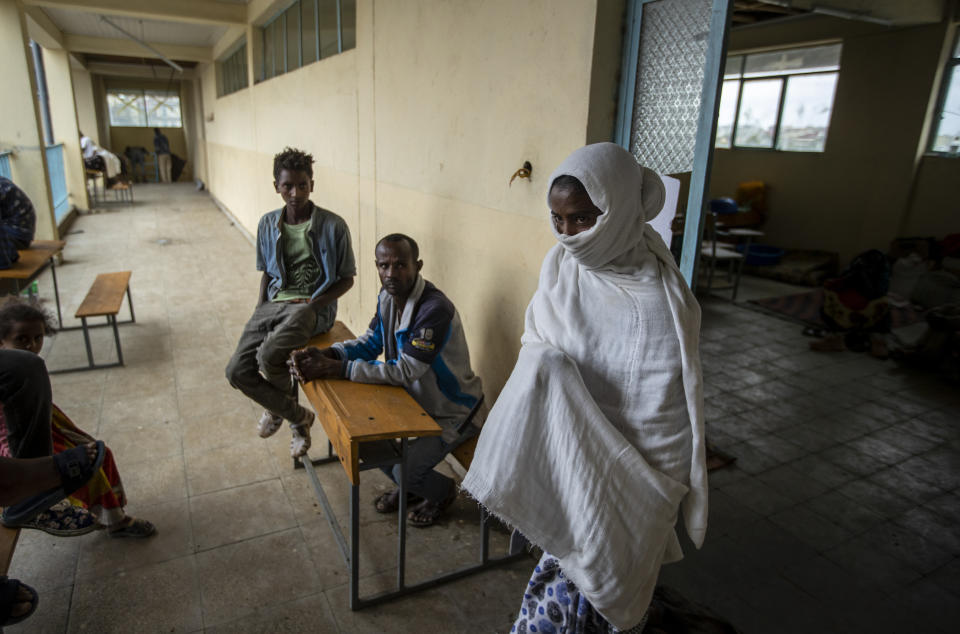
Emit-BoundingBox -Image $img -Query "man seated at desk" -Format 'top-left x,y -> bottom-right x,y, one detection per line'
290,233 -> 486,528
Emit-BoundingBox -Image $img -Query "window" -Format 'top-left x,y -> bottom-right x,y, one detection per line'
260,0 -> 356,82
930,32 -> 960,154
716,43 -> 841,152
218,42 -> 248,97
106,89 -> 182,127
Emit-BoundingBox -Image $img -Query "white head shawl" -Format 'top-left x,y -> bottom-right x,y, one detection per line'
547,142 -> 707,547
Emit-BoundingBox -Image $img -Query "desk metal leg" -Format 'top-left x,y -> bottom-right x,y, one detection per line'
111,315 -> 124,366
480,506 -> 490,564
80,317 -> 94,368
301,441 -> 528,613
731,236 -> 752,302
126,285 -> 136,323
397,438 -> 408,591
50,257 -> 63,329
349,481 -> 360,610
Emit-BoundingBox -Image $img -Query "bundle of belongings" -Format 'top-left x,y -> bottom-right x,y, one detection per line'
888,234 -> 960,383
0,177 -> 36,270
80,134 -> 124,185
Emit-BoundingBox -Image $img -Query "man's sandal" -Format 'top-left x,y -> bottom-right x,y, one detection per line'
1,441 -> 105,527
373,489 -> 423,514
108,517 -> 157,539
0,576 -> 38,627
407,486 -> 458,528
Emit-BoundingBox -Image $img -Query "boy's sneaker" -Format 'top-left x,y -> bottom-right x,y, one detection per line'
257,410 -> 284,438
290,409 -> 315,458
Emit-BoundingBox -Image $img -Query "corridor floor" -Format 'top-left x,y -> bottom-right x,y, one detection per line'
7,184 -> 958,633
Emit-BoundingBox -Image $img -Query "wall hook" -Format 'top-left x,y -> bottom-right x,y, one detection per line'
509,161 -> 533,186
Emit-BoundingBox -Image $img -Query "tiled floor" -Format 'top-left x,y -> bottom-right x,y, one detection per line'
7,184 -> 959,633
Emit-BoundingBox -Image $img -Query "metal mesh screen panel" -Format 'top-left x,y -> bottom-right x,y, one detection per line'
631,0 -> 711,174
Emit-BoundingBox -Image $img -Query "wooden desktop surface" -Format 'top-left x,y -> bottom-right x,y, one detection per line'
300,321 -> 441,484
0,240 -> 66,280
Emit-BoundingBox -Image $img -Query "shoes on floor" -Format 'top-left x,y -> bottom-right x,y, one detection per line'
5,503 -> 99,537
107,517 -> 157,539
257,410 -> 284,439
290,409 -> 315,458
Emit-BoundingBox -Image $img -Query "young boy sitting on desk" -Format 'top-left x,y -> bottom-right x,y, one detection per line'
225,147 -> 356,458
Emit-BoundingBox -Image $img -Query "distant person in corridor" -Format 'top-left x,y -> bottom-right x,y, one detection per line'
225,147 -> 356,459
153,128 -> 172,183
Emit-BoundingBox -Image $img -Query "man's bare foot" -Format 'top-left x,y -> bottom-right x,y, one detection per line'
9,584 -> 33,618
84,442 -> 98,463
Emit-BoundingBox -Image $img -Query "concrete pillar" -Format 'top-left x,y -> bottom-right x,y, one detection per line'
72,65 -> 99,143
43,46 -> 90,213
0,0 -> 58,240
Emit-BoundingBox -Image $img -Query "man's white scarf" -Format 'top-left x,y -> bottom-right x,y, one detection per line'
462,143 -> 707,629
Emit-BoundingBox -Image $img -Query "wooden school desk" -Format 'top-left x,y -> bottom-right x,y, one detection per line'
297,321 -> 525,610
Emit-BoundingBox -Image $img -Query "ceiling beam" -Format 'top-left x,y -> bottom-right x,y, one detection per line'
23,0 -> 247,26
24,6 -> 64,49
64,34 -> 212,62
85,61 -> 199,80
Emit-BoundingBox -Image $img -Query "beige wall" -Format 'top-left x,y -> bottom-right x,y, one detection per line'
43,46 -> 89,213
0,0 -> 57,240
905,156 -> 960,237
71,64 -> 99,143
710,16 -> 955,263
202,0 -> 606,396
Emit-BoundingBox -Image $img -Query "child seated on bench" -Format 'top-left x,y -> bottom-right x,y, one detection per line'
0,299 -> 155,538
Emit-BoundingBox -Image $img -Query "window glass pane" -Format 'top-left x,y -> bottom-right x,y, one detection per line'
263,21 -> 275,79
724,55 -> 742,79
318,0 -> 338,58
107,91 -> 147,126
776,73 -> 838,152
932,65 -> 960,152
715,79 -> 739,148
734,78 -> 782,148
341,0 -> 356,51
302,0 -> 318,65
286,3 -> 300,72
744,43 -> 841,78
145,92 -> 182,127
954,34 -> 960,58
273,19 -> 285,73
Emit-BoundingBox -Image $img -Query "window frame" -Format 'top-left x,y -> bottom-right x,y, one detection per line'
927,30 -> 960,156
258,0 -> 352,83
217,39 -> 249,98
106,88 -> 183,128
718,42 -> 842,153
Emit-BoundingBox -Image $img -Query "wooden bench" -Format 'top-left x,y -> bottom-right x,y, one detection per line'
0,525 -> 20,577
53,271 -> 136,374
107,181 -> 134,203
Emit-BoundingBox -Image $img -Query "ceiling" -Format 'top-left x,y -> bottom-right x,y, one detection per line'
26,0 -> 951,79
732,0 -> 948,27
42,7 -> 228,48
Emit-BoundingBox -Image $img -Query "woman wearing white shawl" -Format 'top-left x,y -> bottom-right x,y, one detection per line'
462,143 -> 707,632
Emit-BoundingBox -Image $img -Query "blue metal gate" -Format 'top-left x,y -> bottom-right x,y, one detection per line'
45,144 -> 69,222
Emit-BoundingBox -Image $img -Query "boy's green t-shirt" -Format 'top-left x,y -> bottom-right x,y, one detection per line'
272,221 -> 322,302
